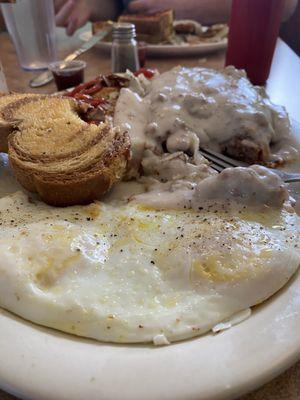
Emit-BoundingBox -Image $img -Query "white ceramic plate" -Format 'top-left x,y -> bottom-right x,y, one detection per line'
79,31 -> 227,57
0,125 -> 300,400
0,272 -> 300,400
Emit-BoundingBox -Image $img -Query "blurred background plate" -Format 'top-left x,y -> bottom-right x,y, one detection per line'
79,31 -> 227,57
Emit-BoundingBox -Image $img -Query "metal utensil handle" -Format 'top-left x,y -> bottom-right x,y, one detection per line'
282,172 -> 300,183
29,70 -> 53,88
64,49 -> 82,63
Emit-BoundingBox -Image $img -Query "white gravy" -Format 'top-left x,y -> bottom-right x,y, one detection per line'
125,66 -> 292,158
113,67 -> 296,211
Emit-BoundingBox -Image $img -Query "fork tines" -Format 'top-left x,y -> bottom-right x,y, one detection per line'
200,148 -> 248,172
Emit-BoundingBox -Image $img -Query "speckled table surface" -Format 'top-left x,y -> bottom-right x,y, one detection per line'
0,30 -> 300,400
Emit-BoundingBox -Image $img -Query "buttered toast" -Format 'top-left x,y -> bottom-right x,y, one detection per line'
0,94 -> 130,206
0,92 -> 38,152
118,9 -> 174,44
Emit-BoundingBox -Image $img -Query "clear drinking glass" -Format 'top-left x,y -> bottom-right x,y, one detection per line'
0,60 -> 8,92
1,0 -> 57,70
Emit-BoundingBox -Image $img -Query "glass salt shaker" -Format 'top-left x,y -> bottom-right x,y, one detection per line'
111,23 -> 140,73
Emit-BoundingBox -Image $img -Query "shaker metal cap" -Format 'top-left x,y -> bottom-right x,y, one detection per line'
112,23 -> 136,39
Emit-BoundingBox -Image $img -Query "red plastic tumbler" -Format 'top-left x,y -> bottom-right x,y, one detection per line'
225,0 -> 285,85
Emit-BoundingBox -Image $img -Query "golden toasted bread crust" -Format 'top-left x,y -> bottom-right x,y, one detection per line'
118,9 -> 174,44
1,94 -> 130,206
0,93 -> 39,153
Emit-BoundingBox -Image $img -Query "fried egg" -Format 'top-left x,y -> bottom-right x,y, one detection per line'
0,191 -> 299,344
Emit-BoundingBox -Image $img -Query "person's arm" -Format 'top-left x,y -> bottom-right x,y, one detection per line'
128,0 -> 298,24
55,0 -> 122,35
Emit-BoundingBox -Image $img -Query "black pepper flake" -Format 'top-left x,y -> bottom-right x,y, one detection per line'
150,260 -> 155,265
86,217 -> 91,221
139,325 -> 144,328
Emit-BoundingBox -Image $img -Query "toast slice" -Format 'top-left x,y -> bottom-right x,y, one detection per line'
118,9 -> 174,44
0,92 -> 38,153
1,95 -> 130,206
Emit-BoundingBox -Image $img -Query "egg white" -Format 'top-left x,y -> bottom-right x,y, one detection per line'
0,191 -> 299,344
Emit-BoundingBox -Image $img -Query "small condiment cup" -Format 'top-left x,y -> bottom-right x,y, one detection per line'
49,60 -> 86,91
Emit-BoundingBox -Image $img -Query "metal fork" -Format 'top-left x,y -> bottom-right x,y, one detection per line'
199,148 -> 300,183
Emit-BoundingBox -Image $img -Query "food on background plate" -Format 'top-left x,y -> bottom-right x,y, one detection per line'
0,94 -> 130,206
92,11 -> 228,46
118,9 -> 174,44
0,65 -> 299,345
171,20 -> 228,45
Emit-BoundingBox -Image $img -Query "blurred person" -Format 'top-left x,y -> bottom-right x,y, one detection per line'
128,0 -> 298,24
55,0 -> 298,35
54,0 -> 122,35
